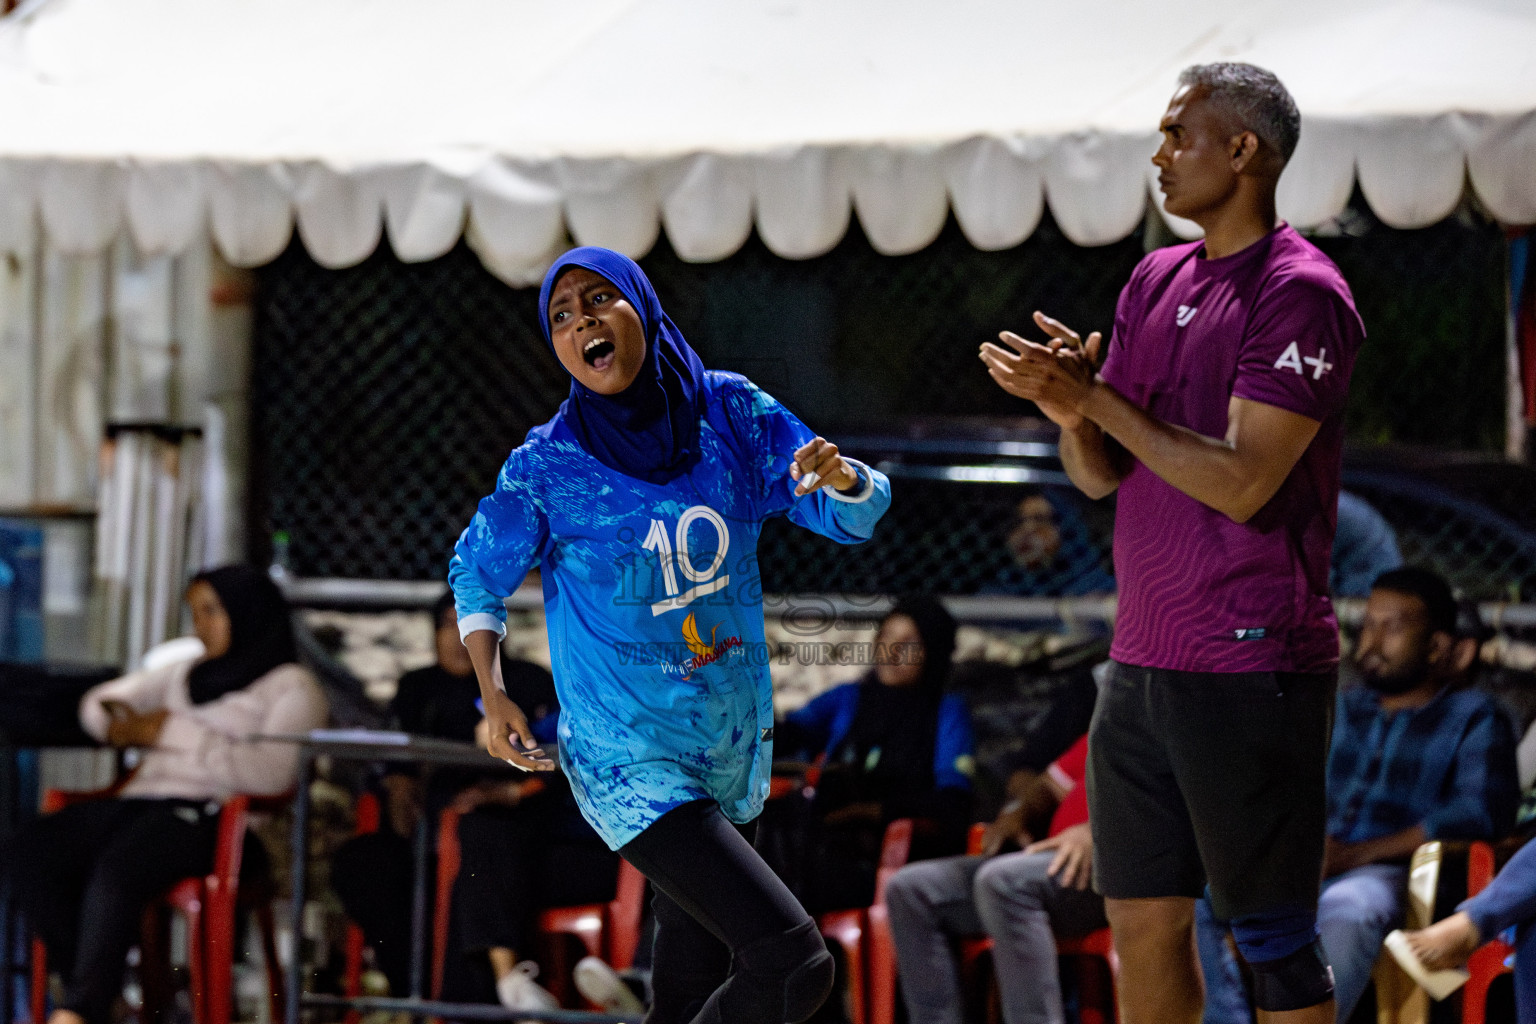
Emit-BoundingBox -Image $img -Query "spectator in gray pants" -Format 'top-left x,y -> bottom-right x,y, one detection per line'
886,731 -> 1251,1024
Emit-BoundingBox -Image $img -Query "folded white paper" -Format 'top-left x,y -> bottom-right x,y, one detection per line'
1384,929 -> 1470,1001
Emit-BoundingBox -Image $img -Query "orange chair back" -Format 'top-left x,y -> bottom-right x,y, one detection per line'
820,817 -> 924,1024
355,790 -> 381,834
342,791 -> 382,1022
431,807 -> 464,999
967,822 -> 986,856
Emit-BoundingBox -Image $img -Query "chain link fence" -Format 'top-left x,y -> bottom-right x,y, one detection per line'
253,197 -> 1517,594
1343,470 -> 1536,602
254,241 -> 569,580
1310,202 -> 1509,451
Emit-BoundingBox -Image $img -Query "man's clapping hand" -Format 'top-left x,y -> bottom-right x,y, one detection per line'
980,312 -> 1102,429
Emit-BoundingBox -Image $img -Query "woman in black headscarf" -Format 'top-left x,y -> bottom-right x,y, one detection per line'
778,596 -> 977,912
8,565 -> 328,1024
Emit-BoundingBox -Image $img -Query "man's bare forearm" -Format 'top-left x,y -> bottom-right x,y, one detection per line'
1058,420 -> 1124,499
1081,385 -> 1237,507
1079,381 -> 1309,524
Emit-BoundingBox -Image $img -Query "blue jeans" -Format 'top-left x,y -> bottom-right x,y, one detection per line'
1318,865 -> 1408,1021
1461,837 -> 1536,1023
1195,896 -> 1255,1024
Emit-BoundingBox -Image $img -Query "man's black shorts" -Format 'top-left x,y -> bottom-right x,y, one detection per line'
1087,660 -> 1336,922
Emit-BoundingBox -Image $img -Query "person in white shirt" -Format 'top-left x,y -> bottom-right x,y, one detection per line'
7,564 -> 327,1024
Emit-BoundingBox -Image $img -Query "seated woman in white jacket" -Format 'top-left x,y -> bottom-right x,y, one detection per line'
8,564 -> 328,1024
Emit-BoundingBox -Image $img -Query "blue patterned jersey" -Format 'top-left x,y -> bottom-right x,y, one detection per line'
449,372 -> 891,848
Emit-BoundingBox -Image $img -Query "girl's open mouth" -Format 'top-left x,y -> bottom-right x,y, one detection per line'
583,338 -> 616,370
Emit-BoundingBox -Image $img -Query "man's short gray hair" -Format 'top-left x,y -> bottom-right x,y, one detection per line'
1177,62 -> 1301,164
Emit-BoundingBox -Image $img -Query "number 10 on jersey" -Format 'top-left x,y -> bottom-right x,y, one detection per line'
642,505 -> 732,616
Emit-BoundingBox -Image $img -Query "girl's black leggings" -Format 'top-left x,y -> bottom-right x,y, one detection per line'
620,799 -> 834,1024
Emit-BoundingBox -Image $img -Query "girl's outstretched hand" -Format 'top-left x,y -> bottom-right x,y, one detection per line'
480,686 -> 556,772
463,628 -> 556,772
791,437 -> 860,496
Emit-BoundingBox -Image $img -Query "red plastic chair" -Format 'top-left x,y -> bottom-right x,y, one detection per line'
340,791 -> 381,1023
29,788 -> 285,1024
431,806 -> 464,1000
768,776 -> 800,801
535,855 -> 648,1006
863,819 -> 914,1024
818,817 -> 918,1024
767,755 -> 825,802
957,822 -> 1119,1024
1461,840 -> 1515,1024
1054,927 -> 1120,1024
430,796 -> 648,1008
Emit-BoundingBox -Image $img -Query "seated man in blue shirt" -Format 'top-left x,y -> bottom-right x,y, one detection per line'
1315,567 -> 1517,1020
1208,567 -> 1518,1022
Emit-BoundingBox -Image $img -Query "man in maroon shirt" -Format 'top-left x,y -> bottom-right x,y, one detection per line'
982,64 -> 1365,1024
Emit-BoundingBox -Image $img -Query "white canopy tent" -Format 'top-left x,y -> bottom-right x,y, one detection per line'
0,0 -> 1533,285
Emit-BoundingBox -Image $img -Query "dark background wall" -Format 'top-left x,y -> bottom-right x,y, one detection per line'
252,196 -> 1509,583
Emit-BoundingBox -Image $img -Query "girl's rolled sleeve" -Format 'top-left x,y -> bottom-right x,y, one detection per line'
449,449 -> 549,640
795,458 -> 891,542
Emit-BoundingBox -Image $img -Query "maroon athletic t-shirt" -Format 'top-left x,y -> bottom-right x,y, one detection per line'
1097,224 -> 1365,673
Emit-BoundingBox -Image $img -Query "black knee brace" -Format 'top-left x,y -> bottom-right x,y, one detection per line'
696,918 -> 834,1024
783,942 -> 836,1022
1247,938 -> 1335,1012
744,918 -> 834,1023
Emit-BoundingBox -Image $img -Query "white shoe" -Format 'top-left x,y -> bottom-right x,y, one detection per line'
496,960 -> 559,1022
574,955 -> 646,1014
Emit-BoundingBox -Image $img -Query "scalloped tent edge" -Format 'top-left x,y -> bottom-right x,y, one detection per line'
0,0 -> 1533,284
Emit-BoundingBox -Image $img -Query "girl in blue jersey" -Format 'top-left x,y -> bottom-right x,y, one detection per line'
449,247 -> 891,1024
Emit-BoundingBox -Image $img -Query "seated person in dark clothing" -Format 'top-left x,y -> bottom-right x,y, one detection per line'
778,595 -> 976,912
981,490 -> 1115,597
1315,568 -> 1517,1021
331,592 -> 616,1012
